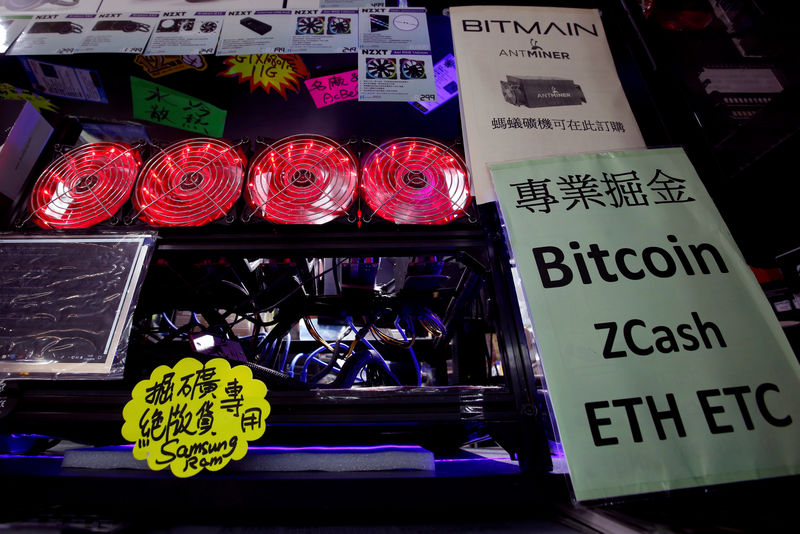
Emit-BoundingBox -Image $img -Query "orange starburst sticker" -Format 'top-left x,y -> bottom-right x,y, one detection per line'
220,55 -> 309,99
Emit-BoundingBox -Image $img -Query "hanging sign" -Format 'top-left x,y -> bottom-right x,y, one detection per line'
122,357 -> 270,478
358,49 -> 435,102
489,147 -> 800,501
77,12 -> 157,54
219,54 -> 309,98
144,11 -> 224,56
305,69 -> 358,108
131,77 -> 226,136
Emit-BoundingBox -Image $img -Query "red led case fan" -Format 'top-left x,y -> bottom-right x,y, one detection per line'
360,138 -> 472,224
27,142 -> 141,229
245,135 -> 358,224
133,138 -> 245,226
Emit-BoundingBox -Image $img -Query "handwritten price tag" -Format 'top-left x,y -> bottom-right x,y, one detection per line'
304,70 -> 358,109
121,357 -> 270,478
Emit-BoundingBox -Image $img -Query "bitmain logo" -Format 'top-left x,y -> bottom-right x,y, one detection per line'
461,19 -> 599,37
499,39 -> 572,60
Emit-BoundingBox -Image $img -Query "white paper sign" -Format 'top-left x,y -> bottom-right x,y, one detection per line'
358,49 -> 435,102
9,13 -> 94,55
77,12 -> 156,54
144,11 -> 223,56
449,5 -> 646,204
0,17 -> 29,54
358,7 -> 428,50
217,8 -> 358,56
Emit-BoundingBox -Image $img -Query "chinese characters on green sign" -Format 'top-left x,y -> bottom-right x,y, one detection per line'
490,148 -> 800,501
130,77 -> 226,137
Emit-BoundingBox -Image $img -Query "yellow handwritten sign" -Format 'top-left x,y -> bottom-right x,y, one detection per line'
121,357 -> 270,478
219,55 -> 309,99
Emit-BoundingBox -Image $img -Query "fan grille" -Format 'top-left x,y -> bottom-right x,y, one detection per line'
28,142 -> 141,229
245,135 -> 358,225
360,138 -> 472,224
133,138 -> 245,227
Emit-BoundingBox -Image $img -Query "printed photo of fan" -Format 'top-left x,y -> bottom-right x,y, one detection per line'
25,142 -> 141,229
400,58 -> 426,80
500,80 -> 528,107
131,138 -> 245,227
326,16 -> 350,35
296,16 -> 324,35
366,58 -> 397,80
244,135 -> 358,225
360,138 -> 472,225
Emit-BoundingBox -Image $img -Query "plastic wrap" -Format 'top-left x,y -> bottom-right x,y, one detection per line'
0,232 -> 155,379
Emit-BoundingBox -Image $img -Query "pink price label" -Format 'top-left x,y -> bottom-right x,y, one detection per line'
304,70 -> 358,108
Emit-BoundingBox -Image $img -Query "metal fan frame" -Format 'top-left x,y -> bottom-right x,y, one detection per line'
24,141 -> 142,229
360,137 -> 474,225
243,135 -> 359,225
129,138 -> 247,227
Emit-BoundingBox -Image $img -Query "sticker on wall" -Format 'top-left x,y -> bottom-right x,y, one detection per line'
121,357 -> 270,478
219,54 -> 309,99
0,83 -> 57,113
130,77 -> 226,137
304,69 -> 358,108
134,54 -> 208,79
409,53 -> 457,114
20,58 -> 108,103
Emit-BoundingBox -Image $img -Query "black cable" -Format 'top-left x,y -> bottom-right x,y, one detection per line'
253,258 -> 348,314
332,257 -> 341,295
240,361 -> 310,391
325,349 -> 401,388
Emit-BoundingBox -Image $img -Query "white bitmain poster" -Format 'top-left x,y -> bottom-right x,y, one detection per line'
450,5 -> 646,204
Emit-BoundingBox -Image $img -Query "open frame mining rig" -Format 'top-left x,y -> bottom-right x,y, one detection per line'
0,130 -> 552,474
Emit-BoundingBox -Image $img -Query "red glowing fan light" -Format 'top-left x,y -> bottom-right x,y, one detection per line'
133,138 -> 246,227
245,135 -> 358,225
360,138 -> 472,225
27,142 -> 141,229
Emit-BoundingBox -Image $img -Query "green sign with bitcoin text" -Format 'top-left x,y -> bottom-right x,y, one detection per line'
489,147 -> 800,501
